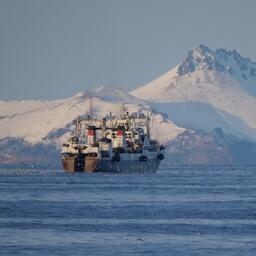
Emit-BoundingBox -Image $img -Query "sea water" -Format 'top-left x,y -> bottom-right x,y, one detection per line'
0,164 -> 256,255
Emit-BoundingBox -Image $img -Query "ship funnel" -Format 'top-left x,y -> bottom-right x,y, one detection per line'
117,126 -> 126,148
87,126 -> 96,145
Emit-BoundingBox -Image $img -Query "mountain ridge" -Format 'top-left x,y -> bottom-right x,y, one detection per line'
0,87 -> 184,146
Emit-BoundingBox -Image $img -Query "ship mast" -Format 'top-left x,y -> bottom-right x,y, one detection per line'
89,93 -> 93,119
146,114 -> 150,136
75,116 -> 81,136
120,102 -> 125,119
117,90 -> 126,119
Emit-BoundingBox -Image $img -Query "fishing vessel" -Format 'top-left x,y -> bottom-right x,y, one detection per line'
61,103 -> 165,173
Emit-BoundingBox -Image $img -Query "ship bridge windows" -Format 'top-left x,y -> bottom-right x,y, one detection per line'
100,151 -> 110,157
125,131 -> 132,139
62,152 -> 76,157
143,145 -> 157,152
85,152 -> 98,158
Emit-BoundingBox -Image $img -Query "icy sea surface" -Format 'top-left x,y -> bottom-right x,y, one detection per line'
0,164 -> 256,256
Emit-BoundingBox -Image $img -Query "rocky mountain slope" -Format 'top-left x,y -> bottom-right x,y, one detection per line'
166,128 -> 256,166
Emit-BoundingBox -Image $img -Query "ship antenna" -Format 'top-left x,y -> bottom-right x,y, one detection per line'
89,93 -> 93,119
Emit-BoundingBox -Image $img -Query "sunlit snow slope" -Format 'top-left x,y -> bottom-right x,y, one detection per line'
0,87 -> 184,146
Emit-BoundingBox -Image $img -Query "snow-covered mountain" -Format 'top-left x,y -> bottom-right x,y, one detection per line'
2,45 -> 256,166
0,86 -> 184,148
131,45 -> 256,141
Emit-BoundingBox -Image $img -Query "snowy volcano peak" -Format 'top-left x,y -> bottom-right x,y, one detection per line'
131,45 -> 256,141
178,44 -> 216,75
178,44 -> 256,80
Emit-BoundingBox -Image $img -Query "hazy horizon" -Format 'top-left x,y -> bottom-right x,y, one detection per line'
1,0 -> 256,100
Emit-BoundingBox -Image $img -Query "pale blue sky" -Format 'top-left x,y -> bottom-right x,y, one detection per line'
1,0 -> 256,100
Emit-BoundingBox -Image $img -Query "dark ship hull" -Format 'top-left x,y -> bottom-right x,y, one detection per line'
98,159 -> 160,173
62,154 -> 98,172
62,154 -> 161,173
